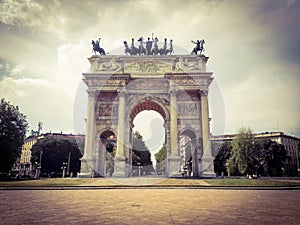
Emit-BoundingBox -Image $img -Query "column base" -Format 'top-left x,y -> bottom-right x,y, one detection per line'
78,156 -> 92,178
77,172 -> 92,178
168,155 -> 181,177
111,159 -> 126,177
78,156 -> 94,178
200,156 -> 216,178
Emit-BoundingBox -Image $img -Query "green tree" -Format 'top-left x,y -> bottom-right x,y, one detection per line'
298,141 -> 300,174
0,98 -> 28,173
214,141 -> 232,176
31,136 -> 82,177
105,141 -> 115,177
132,131 -> 154,175
260,139 -> 286,176
226,127 -> 261,176
155,143 -> 166,175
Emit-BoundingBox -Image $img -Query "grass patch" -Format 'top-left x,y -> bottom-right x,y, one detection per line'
0,178 -> 100,187
0,177 -> 299,187
203,178 -> 300,187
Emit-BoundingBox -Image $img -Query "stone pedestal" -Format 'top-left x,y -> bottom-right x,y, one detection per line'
200,157 -> 216,177
78,157 -> 93,178
168,156 -> 181,177
112,159 -> 126,177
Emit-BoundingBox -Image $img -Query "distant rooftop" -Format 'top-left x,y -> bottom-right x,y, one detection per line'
211,131 -> 299,141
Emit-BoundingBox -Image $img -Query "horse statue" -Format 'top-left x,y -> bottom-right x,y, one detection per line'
124,35 -> 173,56
130,38 -> 139,55
137,37 -> 146,55
91,39 -> 106,55
159,38 -> 168,55
159,38 -> 173,55
191,39 -> 205,55
124,41 -> 131,55
145,34 -> 154,55
165,39 -> 173,55
152,37 -> 160,55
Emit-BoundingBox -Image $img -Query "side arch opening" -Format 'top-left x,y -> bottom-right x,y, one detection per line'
99,130 -> 116,177
179,129 -> 199,177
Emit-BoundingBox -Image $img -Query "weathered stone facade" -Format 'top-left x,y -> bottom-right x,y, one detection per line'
79,55 -> 215,177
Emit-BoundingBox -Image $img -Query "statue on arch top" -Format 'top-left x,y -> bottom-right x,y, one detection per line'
191,39 -> 205,55
130,38 -> 139,55
91,38 -> 106,55
160,38 -> 173,55
124,41 -> 131,55
152,37 -> 160,55
137,36 -> 146,55
123,34 -> 174,56
145,33 -> 154,55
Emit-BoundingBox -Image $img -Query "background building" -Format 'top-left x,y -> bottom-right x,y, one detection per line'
15,133 -> 85,177
19,136 -> 38,176
211,132 -> 300,176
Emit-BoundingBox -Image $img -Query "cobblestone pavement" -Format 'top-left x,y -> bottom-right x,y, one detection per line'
0,189 -> 299,225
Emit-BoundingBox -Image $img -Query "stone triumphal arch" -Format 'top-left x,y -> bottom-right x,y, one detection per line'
79,54 -> 215,177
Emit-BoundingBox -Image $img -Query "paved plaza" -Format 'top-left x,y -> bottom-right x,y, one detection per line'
0,189 -> 299,225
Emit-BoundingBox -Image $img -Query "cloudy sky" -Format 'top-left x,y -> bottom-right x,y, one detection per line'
1,0 -> 299,150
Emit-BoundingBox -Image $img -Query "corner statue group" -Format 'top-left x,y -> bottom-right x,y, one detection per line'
191,39 -> 205,55
91,38 -> 106,55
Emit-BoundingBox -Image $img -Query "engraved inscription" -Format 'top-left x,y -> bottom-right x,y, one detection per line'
124,60 -> 172,77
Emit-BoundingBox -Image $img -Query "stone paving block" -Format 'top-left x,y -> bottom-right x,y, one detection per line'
0,189 -> 299,224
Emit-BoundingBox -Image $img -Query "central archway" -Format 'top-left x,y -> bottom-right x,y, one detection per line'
131,110 -> 165,176
127,99 -> 168,177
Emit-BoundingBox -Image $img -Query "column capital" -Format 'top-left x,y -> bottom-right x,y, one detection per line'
117,88 -> 126,98
169,88 -> 178,96
200,90 -> 209,97
87,89 -> 97,97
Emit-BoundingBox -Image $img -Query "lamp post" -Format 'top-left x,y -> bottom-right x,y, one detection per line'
34,162 -> 41,179
61,162 -> 68,178
34,150 -> 43,179
137,162 -> 141,176
66,152 -> 71,177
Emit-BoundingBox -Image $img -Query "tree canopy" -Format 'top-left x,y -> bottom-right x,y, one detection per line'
259,139 -> 286,176
0,98 -> 28,173
223,127 -> 287,177
226,127 -> 261,176
31,136 -> 82,177
154,143 -> 166,174
105,140 -> 116,177
132,131 -> 154,175
213,141 -> 232,176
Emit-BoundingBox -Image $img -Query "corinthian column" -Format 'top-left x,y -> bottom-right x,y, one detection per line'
84,89 -> 96,159
167,87 -> 181,177
116,90 -> 126,160
170,88 -> 179,157
201,91 -> 211,158
79,89 -> 96,177
200,90 -> 215,177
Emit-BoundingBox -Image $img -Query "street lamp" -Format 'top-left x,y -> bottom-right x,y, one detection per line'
33,150 -> 43,179
34,162 -> 41,179
137,162 -> 141,176
61,162 -> 68,178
